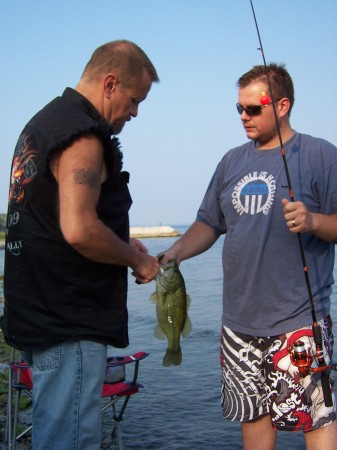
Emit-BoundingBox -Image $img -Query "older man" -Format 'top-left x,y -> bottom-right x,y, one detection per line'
2,40 -> 159,449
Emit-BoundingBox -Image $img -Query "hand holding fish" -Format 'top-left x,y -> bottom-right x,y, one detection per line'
159,221 -> 219,266
131,240 -> 159,284
157,240 -> 184,266
157,250 -> 179,266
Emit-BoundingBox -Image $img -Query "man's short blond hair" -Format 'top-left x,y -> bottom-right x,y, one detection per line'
81,40 -> 159,87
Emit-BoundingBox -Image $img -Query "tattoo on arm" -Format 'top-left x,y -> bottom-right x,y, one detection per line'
73,169 -> 100,190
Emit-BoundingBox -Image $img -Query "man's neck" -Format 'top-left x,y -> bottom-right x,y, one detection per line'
75,81 -> 102,116
257,125 -> 295,150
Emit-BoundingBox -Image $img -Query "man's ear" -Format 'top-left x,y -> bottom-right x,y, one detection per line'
278,97 -> 291,117
103,74 -> 118,97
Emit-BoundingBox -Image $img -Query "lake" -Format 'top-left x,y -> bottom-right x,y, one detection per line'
1,226 -> 337,449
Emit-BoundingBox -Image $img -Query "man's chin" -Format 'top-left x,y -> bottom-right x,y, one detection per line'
111,123 -> 125,135
244,129 -> 256,140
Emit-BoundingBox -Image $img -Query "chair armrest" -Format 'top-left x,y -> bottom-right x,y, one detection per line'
106,351 -> 149,367
9,361 -> 33,389
105,352 -> 149,385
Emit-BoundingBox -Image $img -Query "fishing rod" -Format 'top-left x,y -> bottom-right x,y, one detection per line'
249,0 -> 332,407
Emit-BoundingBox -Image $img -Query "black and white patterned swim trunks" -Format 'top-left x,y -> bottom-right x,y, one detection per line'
220,316 -> 335,431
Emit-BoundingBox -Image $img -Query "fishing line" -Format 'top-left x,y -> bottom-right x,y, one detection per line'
249,0 -> 332,407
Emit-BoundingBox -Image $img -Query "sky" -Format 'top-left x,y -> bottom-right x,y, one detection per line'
1,0 -> 337,227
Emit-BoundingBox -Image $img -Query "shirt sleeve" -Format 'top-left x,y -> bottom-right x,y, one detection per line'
196,161 -> 227,236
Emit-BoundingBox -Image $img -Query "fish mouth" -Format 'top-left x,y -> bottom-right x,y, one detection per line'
158,260 -> 176,275
157,261 -> 180,291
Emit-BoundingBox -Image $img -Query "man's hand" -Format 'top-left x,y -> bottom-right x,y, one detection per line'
282,198 -> 312,233
130,240 -> 159,284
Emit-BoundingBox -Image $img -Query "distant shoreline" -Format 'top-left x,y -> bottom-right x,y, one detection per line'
130,225 -> 180,238
0,226 -> 181,250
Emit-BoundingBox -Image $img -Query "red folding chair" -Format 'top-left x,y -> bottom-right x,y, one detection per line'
101,351 -> 149,449
6,352 -> 33,449
5,349 -> 149,450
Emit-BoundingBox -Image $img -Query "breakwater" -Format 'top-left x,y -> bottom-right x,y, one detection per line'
130,225 -> 180,238
0,226 -> 181,250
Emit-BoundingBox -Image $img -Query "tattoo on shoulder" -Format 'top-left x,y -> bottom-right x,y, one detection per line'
73,169 -> 100,190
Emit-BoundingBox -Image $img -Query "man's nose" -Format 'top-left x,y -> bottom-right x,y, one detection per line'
131,104 -> 139,117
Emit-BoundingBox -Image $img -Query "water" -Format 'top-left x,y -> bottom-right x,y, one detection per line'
1,226 -> 337,449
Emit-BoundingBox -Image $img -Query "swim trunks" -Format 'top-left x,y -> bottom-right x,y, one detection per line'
220,316 -> 336,431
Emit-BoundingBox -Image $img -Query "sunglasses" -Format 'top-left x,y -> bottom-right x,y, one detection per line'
236,102 -> 273,116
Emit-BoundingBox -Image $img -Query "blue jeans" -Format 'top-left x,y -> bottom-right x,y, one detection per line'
22,340 -> 107,450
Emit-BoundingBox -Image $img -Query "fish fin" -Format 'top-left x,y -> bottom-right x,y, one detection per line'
154,323 -> 166,340
186,294 -> 191,309
181,316 -> 192,338
150,292 -> 157,303
163,348 -> 182,367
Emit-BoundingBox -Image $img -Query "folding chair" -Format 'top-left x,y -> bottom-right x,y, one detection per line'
101,351 -> 149,449
5,349 -> 33,449
5,349 -> 149,450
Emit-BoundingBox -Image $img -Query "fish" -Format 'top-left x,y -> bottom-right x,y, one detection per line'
150,260 -> 192,366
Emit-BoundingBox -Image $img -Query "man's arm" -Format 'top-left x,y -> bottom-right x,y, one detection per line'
49,134 -> 158,282
309,212 -> 337,243
160,220 -> 219,265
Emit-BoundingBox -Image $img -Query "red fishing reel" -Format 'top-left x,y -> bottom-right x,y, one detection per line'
290,340 -> 331,377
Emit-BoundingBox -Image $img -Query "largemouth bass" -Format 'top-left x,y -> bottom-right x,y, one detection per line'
151,261 -> 191,366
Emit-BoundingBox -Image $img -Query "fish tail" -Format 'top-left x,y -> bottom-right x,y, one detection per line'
163,348 -> 182,367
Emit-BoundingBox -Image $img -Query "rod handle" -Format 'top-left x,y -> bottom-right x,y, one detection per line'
321,371 -> 333,407
312,323 -> 333,407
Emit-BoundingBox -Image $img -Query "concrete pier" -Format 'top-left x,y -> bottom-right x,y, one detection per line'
0,226 -> 181,249
130,226 -> 180,238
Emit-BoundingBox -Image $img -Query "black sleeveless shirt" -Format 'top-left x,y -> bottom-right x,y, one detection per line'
2,88 -> 132,351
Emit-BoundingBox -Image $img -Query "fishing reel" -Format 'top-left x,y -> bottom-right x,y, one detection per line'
289,340 -> 331,377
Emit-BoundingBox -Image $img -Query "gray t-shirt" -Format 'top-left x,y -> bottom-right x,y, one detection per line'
197,132 -> 337,336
